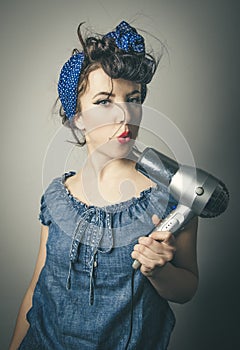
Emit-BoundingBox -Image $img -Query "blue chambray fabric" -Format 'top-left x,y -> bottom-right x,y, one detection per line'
19,171 -> 178,350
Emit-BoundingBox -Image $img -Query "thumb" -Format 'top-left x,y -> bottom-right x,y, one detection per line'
152,214 -> 161,226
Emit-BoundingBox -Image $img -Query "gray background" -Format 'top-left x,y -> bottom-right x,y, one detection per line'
1,0 -> 239,349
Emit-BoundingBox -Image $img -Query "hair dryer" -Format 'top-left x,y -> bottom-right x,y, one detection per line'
132,147 -> 229,269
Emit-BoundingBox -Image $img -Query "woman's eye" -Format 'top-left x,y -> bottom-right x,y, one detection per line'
94,99 -> 111,106
128,97 -> 141,104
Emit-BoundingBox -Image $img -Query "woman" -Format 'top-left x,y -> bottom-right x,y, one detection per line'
10,21 -> 198,350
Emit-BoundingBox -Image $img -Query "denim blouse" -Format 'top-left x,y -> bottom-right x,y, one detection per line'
19,171 -> 178,350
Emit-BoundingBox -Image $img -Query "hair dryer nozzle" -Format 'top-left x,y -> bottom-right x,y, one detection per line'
135,147 -> 179,187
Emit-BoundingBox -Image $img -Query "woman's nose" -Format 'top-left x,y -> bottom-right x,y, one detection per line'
114,102 -> 140,125
112,102 -> 126,124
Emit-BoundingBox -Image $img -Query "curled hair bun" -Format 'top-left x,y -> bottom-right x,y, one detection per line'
78,23 -> 158,86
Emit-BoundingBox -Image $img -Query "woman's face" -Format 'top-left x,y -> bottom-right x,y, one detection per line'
77,67 -> 142,158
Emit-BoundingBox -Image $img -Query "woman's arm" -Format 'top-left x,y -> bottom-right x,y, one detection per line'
131,216 -> 199,304
9,225 -> 49,350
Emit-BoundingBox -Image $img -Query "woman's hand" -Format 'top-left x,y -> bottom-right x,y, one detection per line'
131,215 -> 176,277
132,215 -> 198,303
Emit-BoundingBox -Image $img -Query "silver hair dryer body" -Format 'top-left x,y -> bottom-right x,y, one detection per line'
132,147 -> 229,269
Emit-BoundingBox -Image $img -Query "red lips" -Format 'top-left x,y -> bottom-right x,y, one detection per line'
118,131 -> 131,138
117,130 -> 132,144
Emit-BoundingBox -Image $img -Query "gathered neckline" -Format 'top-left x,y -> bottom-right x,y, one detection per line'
59,171 -> 160,213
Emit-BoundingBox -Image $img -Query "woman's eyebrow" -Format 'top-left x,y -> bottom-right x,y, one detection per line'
93,92 -> 115,99
92,89 -> 141,100
126,90 -> 141,97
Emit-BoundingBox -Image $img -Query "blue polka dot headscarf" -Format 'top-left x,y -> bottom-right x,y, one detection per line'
58,21 -> 146,120
104,21 -> 145,53
58,52 -> 85,120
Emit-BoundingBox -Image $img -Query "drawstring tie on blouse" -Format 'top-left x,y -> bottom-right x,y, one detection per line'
66,208 -> 113,306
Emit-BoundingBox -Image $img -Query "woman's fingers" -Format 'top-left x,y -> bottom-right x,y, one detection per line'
131,214 -> 176,275
149,230 -> 176,246
138,234 -> 175,254
131,231 -> 176,271
132,243 -> 174,264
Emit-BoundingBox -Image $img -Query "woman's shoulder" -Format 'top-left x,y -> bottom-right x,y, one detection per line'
44,171 -> 76,193
42,171 -> 78,211
63,171 -> 88,205
40,171 -> 87,236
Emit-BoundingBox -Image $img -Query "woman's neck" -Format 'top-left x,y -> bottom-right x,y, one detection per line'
81,152 -> 137,206
66,146 -> 153,207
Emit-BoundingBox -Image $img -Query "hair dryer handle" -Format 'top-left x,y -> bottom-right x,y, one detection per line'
132,204 -> 194,269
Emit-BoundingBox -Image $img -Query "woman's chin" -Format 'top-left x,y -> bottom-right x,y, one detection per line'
90,138 -> 135,159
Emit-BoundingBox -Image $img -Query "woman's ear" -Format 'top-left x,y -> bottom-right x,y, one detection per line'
74,114 -> 85,131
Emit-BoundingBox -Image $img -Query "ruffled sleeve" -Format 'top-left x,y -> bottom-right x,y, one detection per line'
39,194 -> 52,226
